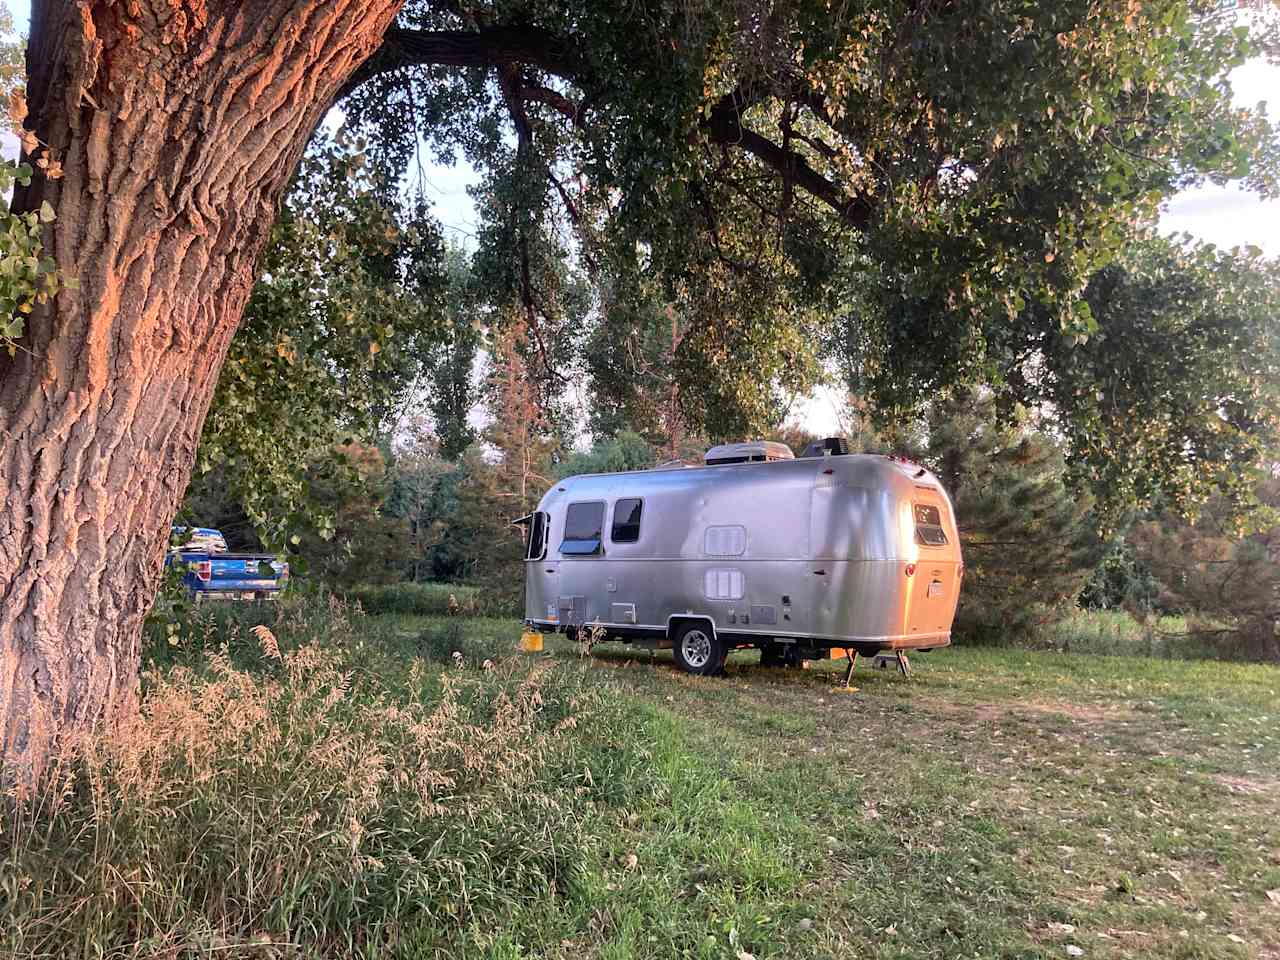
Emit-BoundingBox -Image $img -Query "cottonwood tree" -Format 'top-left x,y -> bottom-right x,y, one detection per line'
1006,237 -> 1280,523
424,245 -> 481,460
0,1 -> 402,778
1,0 -> 1277,776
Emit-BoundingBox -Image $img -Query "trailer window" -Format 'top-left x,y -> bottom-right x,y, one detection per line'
561,502 -> 605,555
611,498 -> 643,542
524,511 -> 548,560
913,503 -> 949,546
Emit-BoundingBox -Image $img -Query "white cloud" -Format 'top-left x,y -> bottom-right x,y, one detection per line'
1162,183 -> 1279,256
1158,54 -> 1280,256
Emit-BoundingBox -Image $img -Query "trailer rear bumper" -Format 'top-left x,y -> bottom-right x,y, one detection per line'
869,631 -> 951,652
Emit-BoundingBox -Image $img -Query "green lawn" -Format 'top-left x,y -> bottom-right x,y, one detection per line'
378,614 -> 1280,960
7,602 -> 1277,959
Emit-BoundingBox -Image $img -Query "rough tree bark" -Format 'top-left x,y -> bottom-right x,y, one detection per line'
0,0 -> 402,779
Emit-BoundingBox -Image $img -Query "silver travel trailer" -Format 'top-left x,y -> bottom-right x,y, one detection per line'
518,439 -> 963,677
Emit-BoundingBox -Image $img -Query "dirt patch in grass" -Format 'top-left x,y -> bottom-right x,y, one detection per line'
922,697 -> 1138,724
1212,773 -> 1280,796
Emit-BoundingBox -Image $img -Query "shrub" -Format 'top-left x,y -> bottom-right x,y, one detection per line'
1078,538 -> 1161,613
340,581 -> 523,619
1131,479 -> 1280,663
908,397 -> 1102,645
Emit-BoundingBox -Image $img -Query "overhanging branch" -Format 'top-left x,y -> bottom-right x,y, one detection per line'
338,24 -> 583,99
342,27 -> 872,229
521,84 -> 582,125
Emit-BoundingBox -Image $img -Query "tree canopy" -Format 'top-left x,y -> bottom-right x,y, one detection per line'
195,133 -> 447,545
165,1 -> 1280,541
326,0 -> 1280,515
1006,236 -> 1280,521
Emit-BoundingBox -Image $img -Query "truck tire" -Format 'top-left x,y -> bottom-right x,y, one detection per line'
672,622 -> 726,676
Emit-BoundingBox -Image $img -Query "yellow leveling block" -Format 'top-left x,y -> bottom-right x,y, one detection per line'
519,631 -> 544,653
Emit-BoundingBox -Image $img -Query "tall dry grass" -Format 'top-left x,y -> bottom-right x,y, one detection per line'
1,595 -> 632,957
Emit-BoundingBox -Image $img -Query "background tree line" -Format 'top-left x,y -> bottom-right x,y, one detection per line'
181,136 -> 1280,661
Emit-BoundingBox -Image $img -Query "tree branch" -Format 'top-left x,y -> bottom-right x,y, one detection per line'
703,92 -> 873,229
521,83 -> 583,125
338,25 -> 583,99
343,30 -> 872,229
497,65 -> 532,147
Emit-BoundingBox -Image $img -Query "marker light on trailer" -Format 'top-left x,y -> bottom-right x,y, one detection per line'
905,563 -> 916,577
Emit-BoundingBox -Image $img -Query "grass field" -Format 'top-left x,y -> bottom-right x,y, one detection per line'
576,636 -> 1280,960
393,614 -> 1280,960
5,598 -> 1278,958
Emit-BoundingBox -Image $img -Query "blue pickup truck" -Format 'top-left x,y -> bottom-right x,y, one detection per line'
166,526 -> 289,602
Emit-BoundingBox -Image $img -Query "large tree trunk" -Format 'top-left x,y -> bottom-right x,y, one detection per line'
0,0 -> 402,780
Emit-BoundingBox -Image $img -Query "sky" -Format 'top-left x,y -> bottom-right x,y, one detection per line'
5,2 -> 1277,440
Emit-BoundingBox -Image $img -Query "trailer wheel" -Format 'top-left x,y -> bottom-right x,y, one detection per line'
672,622 -> 725,676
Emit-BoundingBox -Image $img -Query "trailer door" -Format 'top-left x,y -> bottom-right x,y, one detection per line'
556,500 -> 607,625
516,511 -> 558,624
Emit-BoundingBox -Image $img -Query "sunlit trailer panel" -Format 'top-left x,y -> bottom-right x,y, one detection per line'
519,444 -> 962,676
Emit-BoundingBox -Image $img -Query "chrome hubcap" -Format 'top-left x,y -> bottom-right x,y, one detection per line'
681,629 -> 712,668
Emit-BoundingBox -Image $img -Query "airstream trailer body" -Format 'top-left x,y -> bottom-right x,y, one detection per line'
520,443 -> 963,675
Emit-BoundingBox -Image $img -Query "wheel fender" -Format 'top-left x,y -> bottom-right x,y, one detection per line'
666,615 -> 717,643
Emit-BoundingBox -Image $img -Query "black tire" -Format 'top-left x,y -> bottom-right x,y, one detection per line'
671,622 -> 726,676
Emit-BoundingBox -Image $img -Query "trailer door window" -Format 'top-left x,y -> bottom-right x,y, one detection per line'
525,511 -> 548,560
611,498 -> 643,542
561,502 -> 605,555
704,568 -> 744,600
913,503 -> 949,546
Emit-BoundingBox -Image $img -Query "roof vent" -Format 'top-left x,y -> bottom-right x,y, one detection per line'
650,459 -> 692,471
799,437 -> 850,458
703,440 -> 795,465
